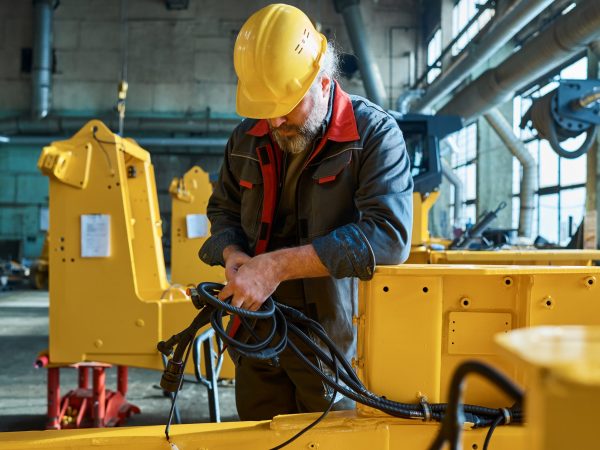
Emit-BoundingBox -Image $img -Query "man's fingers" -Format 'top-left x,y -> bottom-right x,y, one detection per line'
218,283 -> 232,301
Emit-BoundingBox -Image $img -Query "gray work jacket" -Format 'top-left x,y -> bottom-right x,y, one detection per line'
200,83 -> 414,364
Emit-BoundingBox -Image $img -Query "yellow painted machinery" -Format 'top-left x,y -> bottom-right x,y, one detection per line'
169,166 -> 224,286
38,119 -> 196,370
407,193 -> 600,265
3,264 -> 600,448
35,120 -> 223,427
169,166 -> 235,379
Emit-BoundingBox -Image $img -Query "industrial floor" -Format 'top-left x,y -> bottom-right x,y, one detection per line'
0,289 -> 239,433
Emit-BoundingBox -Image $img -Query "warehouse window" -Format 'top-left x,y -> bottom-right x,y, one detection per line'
512,57 -> 588,245
448,123 -> 478,226
427,28 -> 442,84
452,0 -> 494,56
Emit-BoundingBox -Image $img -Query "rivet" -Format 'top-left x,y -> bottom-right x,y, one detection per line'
460,298 -> 470,309
135,319 -> 145,327
307,443 -> 319,449
584,276 -> 596,288
94,339 -> 103,348
503,277 -> 513,287
542,296 -> 554,309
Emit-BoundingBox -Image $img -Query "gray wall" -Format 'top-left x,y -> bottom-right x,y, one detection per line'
0,0 -> 419,259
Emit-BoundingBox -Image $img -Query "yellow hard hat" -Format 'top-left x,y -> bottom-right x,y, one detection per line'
234,3 -> 327,119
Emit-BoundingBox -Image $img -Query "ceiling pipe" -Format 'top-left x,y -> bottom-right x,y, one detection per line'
484,108 -> 537,238
0,116 -> 240,135
412,0 -> 554,113
440,138 -> 465,229
440,0 -> 600,121
0,135 -> 229,149
31,0 -> 56,119
333,0 -> 387,107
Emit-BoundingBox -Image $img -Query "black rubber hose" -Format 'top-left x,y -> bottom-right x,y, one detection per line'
199,282 -> 276,319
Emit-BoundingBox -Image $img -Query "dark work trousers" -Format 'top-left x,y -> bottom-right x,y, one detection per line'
234,281 -> 354,420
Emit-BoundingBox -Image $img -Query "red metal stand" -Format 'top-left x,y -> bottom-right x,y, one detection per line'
37,355 -> 140,429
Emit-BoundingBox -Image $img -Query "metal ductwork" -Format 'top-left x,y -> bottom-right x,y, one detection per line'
0,116 -> 241,136
440,0 -> 600,121
484,108 -> 537,238
440,138 -> 464,229
412,0 -> 554,113
333,0 -> 387,107
32,0 -> 56,119
397,89 -> 424,115
0,135 -> 229,149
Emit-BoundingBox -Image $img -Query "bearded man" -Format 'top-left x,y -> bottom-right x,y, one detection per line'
199,3 -> 413,420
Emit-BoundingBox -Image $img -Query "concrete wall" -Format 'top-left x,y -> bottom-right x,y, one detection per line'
0,0 -> 418,259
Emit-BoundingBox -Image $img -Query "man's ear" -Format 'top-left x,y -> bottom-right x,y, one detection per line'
320,75 -> 331,100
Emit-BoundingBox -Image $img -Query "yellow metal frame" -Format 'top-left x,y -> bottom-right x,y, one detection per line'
169,165 -> 234,378
169,166 -> 225,286
5,325 -> 600,450
356,264 -> 600,413
38,120 -> 197,372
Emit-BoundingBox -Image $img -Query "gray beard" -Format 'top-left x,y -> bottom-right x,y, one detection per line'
271,94 -> 329,154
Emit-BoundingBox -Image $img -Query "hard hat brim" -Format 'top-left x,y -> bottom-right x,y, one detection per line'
236,79 -> 309,120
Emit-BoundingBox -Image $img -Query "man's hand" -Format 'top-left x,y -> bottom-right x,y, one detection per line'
219,253 -> 281,311
219,244 -> 330,312
223,246 -> 251,282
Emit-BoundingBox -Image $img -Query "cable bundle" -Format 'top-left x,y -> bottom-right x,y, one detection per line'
158,282 -> 524,449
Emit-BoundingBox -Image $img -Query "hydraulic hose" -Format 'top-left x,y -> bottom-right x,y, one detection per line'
158,282 -> 524,447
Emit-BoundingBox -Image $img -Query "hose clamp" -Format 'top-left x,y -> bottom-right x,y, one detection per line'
500,407 -> 511,425
419,395 -> 432,422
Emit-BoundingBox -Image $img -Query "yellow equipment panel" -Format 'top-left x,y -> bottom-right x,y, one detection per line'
498,326 -> 600,450
429,249 -> 600,266
38,120 -> 198,373
356,264 -> 600,414
0,409 -> 528,450
169,166 -> 234,379
169,166 -> 225,286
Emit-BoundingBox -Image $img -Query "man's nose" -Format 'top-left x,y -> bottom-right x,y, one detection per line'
269,116 -> 287,128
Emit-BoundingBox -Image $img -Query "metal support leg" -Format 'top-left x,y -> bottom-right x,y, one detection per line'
202,336 -> 220,423
117,366 -> 128,396
78,366 -> 89,389
92,367 -> 106,427
192,329 -> 221,423
47,367 -> 60,430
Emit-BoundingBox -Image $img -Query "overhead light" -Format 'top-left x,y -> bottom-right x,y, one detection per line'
0,135 -> 9,143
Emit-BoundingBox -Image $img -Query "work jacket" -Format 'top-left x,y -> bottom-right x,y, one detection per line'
200,82 -> 414,364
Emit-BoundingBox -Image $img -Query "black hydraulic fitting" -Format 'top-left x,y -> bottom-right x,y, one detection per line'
160,359 -> 185,392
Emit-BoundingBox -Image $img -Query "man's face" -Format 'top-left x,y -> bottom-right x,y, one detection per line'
268,76 -> 331,154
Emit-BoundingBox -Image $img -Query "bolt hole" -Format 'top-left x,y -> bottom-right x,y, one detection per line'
70,258 -> 75,262
108,185 -> 112,189
60,246 -> 64,251
116,182 -> 120,187
588,279 -> 594,285
62,258 -> 66,262
546,300 -> 552,306
383,286 -> 389,292
60,237 -> 65,242
462,299 -> 470,306
472,445 -> 479,450
422,287 -> 429,293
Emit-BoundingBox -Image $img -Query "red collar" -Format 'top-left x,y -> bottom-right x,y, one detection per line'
246,81 -> 360,142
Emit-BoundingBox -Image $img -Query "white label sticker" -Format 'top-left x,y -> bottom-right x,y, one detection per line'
186,214 -> 208,239
81,214 -> 111,258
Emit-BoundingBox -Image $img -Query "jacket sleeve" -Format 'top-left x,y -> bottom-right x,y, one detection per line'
312,115 -> 413,280
198,136 -> 250,267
